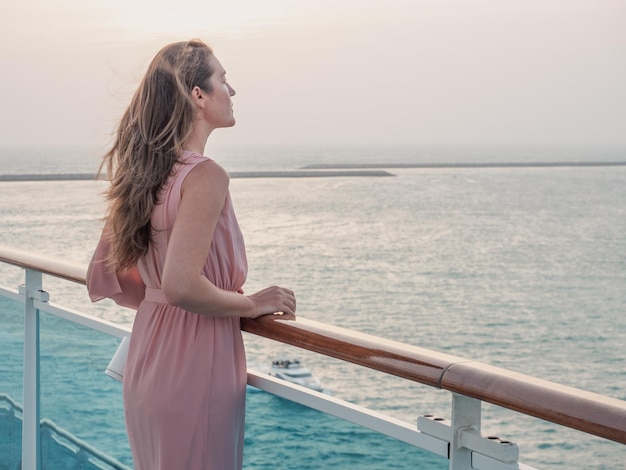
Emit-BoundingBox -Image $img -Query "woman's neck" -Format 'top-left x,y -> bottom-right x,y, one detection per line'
183,125 -> 212,155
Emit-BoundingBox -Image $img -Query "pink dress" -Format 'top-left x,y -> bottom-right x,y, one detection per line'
87,151 -> 248,470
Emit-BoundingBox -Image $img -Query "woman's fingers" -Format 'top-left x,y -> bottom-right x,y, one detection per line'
247,286 -> 296,319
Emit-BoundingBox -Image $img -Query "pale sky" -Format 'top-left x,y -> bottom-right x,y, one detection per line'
1,0 -> 625,151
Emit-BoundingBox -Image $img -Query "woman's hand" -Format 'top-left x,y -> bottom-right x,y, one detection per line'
247,286 -> 296,320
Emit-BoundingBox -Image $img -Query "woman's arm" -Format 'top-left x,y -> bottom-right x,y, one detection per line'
161,160 -> 295,319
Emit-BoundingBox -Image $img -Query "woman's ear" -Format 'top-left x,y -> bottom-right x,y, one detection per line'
191,86 -> 205,109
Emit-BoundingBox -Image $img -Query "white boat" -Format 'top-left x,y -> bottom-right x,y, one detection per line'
268,357 -> 324,392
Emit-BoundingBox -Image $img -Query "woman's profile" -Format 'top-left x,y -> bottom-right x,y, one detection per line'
86,39 -> 296,470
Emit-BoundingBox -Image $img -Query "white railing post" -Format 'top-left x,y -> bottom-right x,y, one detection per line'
21,268 -> 48,470
450,393 -> 481,470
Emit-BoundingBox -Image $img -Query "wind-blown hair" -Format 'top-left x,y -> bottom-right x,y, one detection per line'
101,39 -> 214,271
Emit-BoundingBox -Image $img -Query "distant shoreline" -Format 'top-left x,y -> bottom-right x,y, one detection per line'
0,170 -> 394,182
1,161 -> 626,182
301,161 -> 626,170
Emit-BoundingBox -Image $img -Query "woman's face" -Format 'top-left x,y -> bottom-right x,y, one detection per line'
201,55 -> 236,130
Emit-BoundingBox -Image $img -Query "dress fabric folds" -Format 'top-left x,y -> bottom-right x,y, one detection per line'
87,151 -> 248,470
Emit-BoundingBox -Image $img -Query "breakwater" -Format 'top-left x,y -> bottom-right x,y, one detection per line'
0,170 -> 393,182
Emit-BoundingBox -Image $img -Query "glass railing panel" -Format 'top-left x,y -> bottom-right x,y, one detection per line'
0,295 -> 24,469
38,309 -> 132,468
2,286 -> 448,469
244,387 -> 448,469
0,295 -> 24,402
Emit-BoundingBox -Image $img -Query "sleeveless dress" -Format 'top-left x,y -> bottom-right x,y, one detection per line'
87,151 -> 248,470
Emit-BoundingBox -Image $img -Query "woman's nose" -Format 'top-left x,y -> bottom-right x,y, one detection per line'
228,83 -> 236,96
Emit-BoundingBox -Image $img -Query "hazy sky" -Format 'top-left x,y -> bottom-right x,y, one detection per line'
1,0 -> 625,151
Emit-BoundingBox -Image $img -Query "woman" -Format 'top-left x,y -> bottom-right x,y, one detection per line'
87,39 -> 296,469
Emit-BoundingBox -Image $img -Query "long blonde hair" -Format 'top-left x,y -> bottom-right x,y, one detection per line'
101,39 -> 214,270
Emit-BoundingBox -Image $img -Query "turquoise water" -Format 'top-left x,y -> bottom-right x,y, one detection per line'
1,145 -> 625,468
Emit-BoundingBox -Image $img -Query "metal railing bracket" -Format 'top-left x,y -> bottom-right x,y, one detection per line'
18,284 -> 49,302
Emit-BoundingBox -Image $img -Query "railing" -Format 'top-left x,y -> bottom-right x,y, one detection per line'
1,394 -> 130,470
1,244 -> 626,470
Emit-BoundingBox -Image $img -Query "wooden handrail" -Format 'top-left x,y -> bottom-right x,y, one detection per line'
242,315 -> 465,388
0,245 -> 86,284
241,316 -> 626,444
1,244 -> 625,444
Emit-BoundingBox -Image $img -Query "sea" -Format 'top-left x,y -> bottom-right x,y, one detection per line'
1,144 -> 625,469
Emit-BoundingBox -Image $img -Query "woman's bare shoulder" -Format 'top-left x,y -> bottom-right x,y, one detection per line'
182,158 -> 230,196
